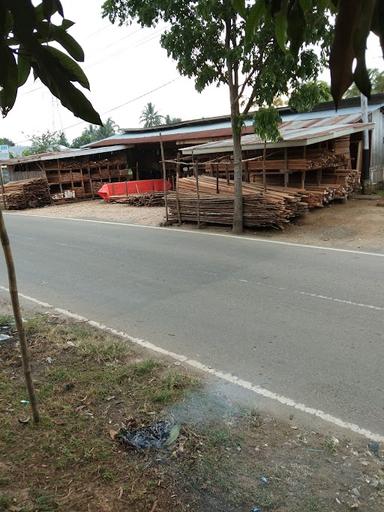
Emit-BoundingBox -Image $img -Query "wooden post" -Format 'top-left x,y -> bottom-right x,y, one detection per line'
0,207 -> 39,423
159,137 -> 169,224
263,141 -> 267,191
0,167 -> 7,209
284,148 -> 288,188
175,154 -> 182,225
193,159 -> 201,228
88,166 -> 94,199
216,163 -> 219,194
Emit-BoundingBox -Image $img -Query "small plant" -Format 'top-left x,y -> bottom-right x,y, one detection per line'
132,359 -> 158,376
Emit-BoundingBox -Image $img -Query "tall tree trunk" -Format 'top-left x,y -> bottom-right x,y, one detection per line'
230,85 -> 243,234
0,207 -> 40,423
225,14 -> 243,234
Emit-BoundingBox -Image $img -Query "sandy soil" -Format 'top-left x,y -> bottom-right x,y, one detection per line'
11,197 -> 384,252
254,198 -> 384,252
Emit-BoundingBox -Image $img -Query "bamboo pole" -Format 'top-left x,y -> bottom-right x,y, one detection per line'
159,137 -> 169,224
0,207 -> 39,423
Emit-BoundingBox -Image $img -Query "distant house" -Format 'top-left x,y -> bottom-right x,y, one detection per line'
0,145 -> 130,201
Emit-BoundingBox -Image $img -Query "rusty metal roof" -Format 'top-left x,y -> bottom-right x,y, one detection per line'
181,115 -> 375,155
0,144 -> 130,166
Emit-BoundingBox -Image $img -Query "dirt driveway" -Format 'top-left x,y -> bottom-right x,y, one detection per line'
255,198 -> 384,252
10,197 -> 384,252
13,199 -> 165,226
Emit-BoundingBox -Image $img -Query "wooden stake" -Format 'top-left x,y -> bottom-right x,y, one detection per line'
193,160 -> 201,228
159,137 -> 169,224
0,207 -> 39,423
263,141 -> 267,191
0,167 -> 7,209
176,154 -> 182,224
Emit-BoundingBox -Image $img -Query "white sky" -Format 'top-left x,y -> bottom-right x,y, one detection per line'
1,0 -> 384,145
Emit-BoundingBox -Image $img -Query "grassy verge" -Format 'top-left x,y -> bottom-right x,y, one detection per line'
0,313 -> 383,511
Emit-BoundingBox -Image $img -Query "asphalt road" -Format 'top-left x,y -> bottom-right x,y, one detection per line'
1,214 -> 384,435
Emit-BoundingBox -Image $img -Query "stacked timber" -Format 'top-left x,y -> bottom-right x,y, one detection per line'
168,177 -> 308,229
0,178 -> 51,210
108,192 -> 164,207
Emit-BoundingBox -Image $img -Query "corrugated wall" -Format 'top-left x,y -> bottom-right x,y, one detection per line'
370,109 -> 384,183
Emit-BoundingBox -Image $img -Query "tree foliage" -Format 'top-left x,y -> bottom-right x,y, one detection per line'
164,114 -> 182,125
139,102 -> 163,128
104,1 -> 330,111
253,107 -> 282,143
289,81 -> 332,112
236,0 -> 384,104
0,0 -> 101,124
22,130 -> 69,155
71,118 -> 119,147
103,0 -> 330,232
0,137 -> 14,146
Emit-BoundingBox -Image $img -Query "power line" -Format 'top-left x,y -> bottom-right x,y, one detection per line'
14,76 -> 182,143
18,28 -> 162,98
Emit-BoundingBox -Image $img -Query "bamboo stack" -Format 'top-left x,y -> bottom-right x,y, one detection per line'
0,178 -> 51,210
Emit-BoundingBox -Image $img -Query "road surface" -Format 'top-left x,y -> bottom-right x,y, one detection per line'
1,214 -> 383,435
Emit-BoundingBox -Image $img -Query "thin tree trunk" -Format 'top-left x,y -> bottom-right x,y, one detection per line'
0,207 -> 39,423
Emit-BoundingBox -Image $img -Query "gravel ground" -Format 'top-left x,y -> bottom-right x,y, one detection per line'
13,199 -> 165,226
10,197 -> 384,251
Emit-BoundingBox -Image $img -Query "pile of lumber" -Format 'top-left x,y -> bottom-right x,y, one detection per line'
168,177 -> 308,229
108,192 -> 164,207
0,178 -> 51,210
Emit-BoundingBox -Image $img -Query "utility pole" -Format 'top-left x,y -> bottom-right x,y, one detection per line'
361,94 -> 370,193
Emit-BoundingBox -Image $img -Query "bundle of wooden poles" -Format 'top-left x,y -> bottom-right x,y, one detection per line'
0,178 -> 51,210
167,170 -> 360,229
168,176 -> 309,229
108,192 -> 164,207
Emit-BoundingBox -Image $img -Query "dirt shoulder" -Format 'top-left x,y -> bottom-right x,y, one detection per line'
12,197 -> 384,252
1,307 -> 384,512
12,199 -> 165,227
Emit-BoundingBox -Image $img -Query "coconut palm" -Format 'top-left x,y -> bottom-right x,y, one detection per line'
140,102 -> 163,128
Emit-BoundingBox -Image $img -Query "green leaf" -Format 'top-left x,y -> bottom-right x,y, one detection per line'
274,9 -> 288,50
32,57 -> 101,125
17,51 -> 31,86
0,44 -> 18,116
245,0 -> 266,46
299,0 -> 312,12
232,0 -> 246,17
353,59 -> 372,98
61,19 -> 75,31
42,0 -> 64,19
37,22 -> 84,61
46,46 -> 90,88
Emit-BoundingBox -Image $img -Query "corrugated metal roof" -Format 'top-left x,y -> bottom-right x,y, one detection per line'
181,116 -> 375,155
0,144 -> 130,166
89,105 -> 382,149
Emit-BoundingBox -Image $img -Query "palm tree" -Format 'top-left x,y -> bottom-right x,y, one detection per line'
140,102 -> 163,128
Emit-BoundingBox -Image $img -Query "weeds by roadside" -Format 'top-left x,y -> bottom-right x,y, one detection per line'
0,313 -> 383,511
